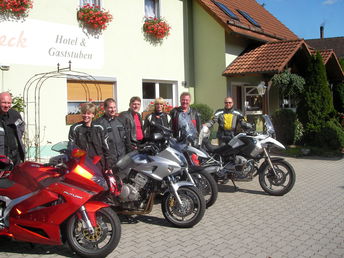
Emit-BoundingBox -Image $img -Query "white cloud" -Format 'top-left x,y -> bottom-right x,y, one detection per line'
322,0 -> 337,5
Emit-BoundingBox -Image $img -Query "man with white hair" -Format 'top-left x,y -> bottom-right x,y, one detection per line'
0,92 -> 25,165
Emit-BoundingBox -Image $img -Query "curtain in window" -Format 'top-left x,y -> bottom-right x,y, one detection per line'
80,0 -> 101,7
145,0 -> 156,18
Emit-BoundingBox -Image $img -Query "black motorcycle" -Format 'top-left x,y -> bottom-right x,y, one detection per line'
198,115 -> 296,196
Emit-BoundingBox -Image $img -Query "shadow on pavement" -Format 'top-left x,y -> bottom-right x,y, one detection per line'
0,237 -> 76,257
217,184 -> 267,196
118,214 -> 173,228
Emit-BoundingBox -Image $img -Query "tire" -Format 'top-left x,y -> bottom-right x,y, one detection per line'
191,171 -> 218,208
259,159 -> 296,196
161,186 -> 206,228
66,207 -> 121,258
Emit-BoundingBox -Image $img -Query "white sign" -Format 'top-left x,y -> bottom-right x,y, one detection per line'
0,19 -> 104,69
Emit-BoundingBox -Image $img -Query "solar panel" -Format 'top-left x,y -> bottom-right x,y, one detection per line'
213,1 -> 239,21
237,9 -> 261,27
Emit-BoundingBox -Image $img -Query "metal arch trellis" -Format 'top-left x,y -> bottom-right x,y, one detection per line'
22,62 -> 103,161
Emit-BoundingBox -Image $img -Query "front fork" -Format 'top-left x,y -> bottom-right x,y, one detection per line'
166,175 -> 194,206
263,148 -> 278,177
79,205 -> 95,234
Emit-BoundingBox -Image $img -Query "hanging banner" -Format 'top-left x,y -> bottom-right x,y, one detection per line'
0,19 -> 104,69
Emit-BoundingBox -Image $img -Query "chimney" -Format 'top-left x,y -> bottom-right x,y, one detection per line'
320,25 -> 324,39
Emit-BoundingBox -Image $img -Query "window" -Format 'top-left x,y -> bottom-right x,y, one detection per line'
212,1 -> 239,21
142,81 -> 176,110
280,95 -> 296,110
67,80 -> 115,114
145,0 -> 159,18
237,9 -> 261,27
80,0 -> 101,7
243,86 -> 263,115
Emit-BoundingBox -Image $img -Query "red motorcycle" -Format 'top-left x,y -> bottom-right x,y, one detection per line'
0,142 -> 121,257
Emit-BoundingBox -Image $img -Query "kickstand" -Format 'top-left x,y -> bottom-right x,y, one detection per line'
230,178 -> 239,192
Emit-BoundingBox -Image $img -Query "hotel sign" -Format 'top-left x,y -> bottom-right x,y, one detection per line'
0,19 -> 104,69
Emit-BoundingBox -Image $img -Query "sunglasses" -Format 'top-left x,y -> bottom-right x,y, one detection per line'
224,102 -> 233,104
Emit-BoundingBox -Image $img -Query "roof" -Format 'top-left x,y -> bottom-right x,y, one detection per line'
223,40 -> 310,76
305,37 -> 344,59
197,0 -> 299,42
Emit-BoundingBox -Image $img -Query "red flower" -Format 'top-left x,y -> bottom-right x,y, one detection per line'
0,0 -> 33,16
143,17 -> 171,41
77,4 -> 112,31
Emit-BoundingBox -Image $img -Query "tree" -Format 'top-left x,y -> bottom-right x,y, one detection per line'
296,52 -> 336,145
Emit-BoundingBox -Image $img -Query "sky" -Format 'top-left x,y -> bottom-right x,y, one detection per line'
257,0 -> 344,39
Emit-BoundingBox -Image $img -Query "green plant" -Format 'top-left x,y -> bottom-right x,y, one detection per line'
272,109 -> 303,145
315,119 -> 344,150
297,52 -> 336,145
332,83 -> 344,113
339,58 -> 344,71
10,94 -> 25,113
190,103 -> 213,124
271,70 -> 305,98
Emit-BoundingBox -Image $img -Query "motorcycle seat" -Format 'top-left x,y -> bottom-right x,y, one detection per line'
202,139 -> 229,154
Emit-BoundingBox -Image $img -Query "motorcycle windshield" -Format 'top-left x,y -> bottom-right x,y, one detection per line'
262,114 -> 275,136
51,141 -> 108,191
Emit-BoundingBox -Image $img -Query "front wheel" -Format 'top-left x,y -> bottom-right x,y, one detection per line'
161,186 -> 205,228
259,159 -> 296,196
66,207 -> 121,258
191,171 -> 218,208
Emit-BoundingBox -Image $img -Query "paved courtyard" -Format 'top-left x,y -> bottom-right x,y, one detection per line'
0,156 -> 343,257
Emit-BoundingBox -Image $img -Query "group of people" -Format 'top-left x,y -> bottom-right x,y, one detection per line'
0,90 -> 248,178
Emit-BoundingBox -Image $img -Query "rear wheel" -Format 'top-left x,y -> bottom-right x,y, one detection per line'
191,171 -> 218,208
66,207 -> 121,258
259,160 -> 296,196
161,186 -> 205,228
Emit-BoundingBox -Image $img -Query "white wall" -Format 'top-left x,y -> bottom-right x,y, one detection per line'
0,0 -> 187,160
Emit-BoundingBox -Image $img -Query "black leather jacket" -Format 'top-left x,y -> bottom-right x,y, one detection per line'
94,115 -> 131,163
68,122 -> 113,170
170,107 -> 201,140
143,112 -> 172,140
0,109 -> 25,164
118,109 -> 144,145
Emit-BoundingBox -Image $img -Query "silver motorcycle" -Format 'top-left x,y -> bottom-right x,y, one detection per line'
113,137 -> 206,228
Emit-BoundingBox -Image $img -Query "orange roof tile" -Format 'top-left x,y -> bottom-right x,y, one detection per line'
223,40 -> 310,76
197,0 -> 298,42
310,49 -> 334,64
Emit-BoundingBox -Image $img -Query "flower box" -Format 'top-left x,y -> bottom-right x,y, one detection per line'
77,4 -> 112,31
143,17 -> 170,42
66,114 -> 82,125
0,0 -> 33,18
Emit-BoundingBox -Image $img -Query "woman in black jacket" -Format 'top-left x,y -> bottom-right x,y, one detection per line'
143,97 -> 172,140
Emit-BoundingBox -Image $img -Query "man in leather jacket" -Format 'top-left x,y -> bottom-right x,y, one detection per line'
143,97 -> 172,140
205,96 -> 250,145
170,92 -> 201,145
0,92 -> 25,165
95,98 -> 131,164
118,96 -> 144,148
68,102 -> 113,171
